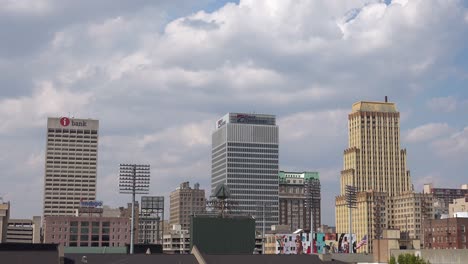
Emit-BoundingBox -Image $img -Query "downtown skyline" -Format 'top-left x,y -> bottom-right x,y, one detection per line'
0,0 -> 467,225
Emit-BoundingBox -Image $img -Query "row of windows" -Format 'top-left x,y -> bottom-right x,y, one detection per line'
44,200 -> 80,204
230,184 -> 278,191
228,163 -> 278,169
227,143 -> 278,148
46,161 -> 97,165
227,148 -> 278,154
228,174 -> 278,180
45,190 -> 94,195
48,138 -> 98,143
227,153 -> 278,159
212,143 -> 226,153
45,195 -> 94,201
47,147 -> 97,151
48,129 -> 97,133
48,133 -> 97,138
227,168 -> 278,174
211,163 -> 226,173
212,146 -> 226,157
46,172 -> 96,175
46,178 -> 96,185
227,179 -> 278,185
227,158 -> 278,164
212,153 -> 226,164
47,157 -> 96,161
212,159 -> 226,169
211,170 -> 226,179
232,198 -> 279,204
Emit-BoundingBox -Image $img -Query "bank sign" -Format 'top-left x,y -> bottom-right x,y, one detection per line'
236,114 -> 256,123
60,117 -> 87,127
216,117 -> 228,129
80,200 -> 103,208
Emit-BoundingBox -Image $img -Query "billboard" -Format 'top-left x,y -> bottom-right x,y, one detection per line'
141,196 -> 164,211
79,200 -> 103,208
191,216 -> 256,254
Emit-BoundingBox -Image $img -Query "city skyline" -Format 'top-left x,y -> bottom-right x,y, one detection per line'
0,1 -> 467,226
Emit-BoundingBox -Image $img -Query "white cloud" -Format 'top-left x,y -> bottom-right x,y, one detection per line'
279,109 -> 348,141
405,123 -> 453,143
432,127 -> 468,157
138,120 -> 212,149
0,82 -> 93,133
1,0 -> 468,223
426,96 -> 458,112
0,0 -> 52,15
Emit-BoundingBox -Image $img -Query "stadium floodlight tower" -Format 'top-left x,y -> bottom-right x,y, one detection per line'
345,185 -> 357,253
119,164 -> 150,254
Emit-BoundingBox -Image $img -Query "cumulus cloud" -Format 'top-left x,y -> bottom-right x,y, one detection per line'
405,123 -> 453,143
426,96 -> 458,112
432,127 -> 468,157
0,0 -> 53,15
1,0 -> 468,223
0,81 -> 93,133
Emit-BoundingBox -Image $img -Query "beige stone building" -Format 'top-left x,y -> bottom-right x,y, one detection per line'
388,192 -> 434,241
6,217 -> 41,243
43,117 -> 99,217
449,196 -> 468,216
163,224 -> 190,254
336,100 -> 414,253
169,182 -> 206,231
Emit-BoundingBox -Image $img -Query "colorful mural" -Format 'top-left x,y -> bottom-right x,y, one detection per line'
274,233 -> 356,254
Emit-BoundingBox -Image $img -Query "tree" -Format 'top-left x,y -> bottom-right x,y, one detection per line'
392,253 -> 430,264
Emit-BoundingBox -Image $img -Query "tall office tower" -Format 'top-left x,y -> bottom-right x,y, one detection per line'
336,100 -> 413,253
169,182 -> 206,231
211,113 -> 279,230
278,171 -> 321,232
43,117 -> 99,217
340,100 -> 412,195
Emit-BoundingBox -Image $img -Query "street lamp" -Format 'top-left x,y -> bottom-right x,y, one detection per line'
119,164 -> 150,254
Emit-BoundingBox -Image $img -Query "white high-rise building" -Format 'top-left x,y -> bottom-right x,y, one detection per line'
43,117 -> 99,217
211,113 -> 279,230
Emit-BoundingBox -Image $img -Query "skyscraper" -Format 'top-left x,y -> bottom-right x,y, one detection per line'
336,100 -> 414,252
211,113 -> 279,230
340,100 -> 412,195
43,117 -> 99,217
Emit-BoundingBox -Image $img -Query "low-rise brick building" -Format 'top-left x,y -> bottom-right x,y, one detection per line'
44,215 -> 131,247
423,217 -> 468,249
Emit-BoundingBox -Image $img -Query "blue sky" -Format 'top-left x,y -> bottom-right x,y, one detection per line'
0,0 -> 467,226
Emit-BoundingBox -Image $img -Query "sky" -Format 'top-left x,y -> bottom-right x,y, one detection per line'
0,0 -> 467,225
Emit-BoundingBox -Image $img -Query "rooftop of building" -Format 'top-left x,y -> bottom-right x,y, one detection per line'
216,113 -> 277,129
279,171 -> 319,180
351,101 -> 397,113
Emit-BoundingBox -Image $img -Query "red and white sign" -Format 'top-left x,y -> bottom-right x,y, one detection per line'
60,117 -> 70,127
